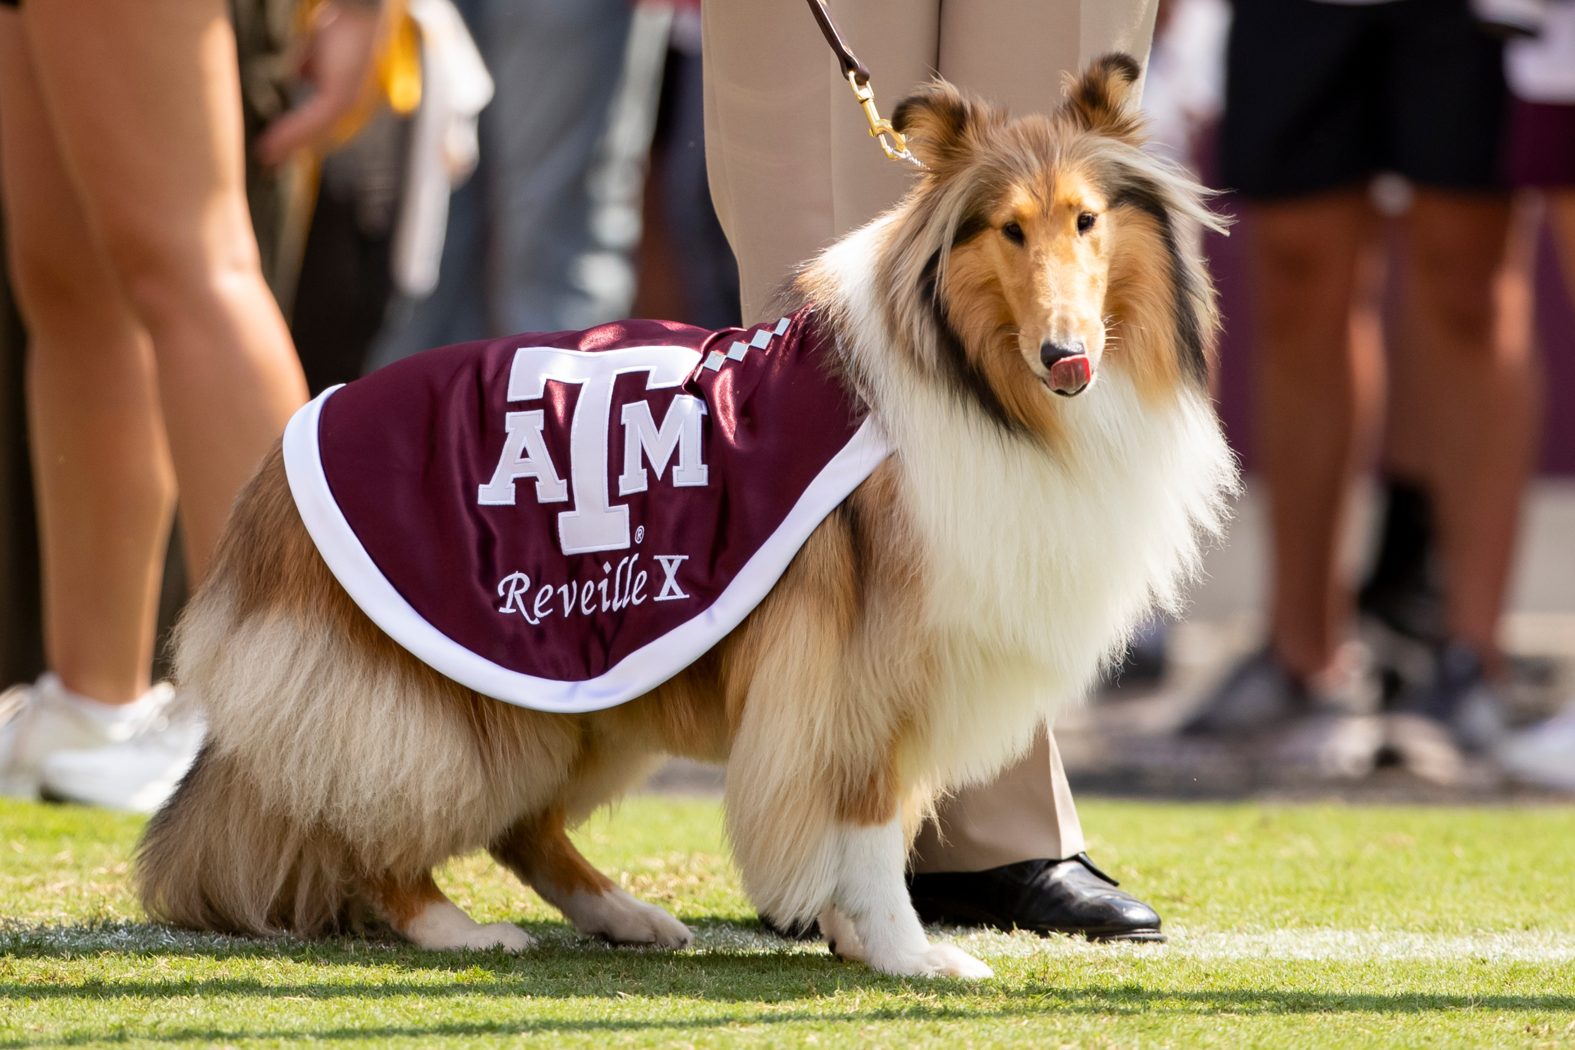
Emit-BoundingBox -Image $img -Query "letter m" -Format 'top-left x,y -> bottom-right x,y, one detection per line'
618,397 -> 708,496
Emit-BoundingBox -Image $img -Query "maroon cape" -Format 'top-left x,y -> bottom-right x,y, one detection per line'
282,308 -> 889,712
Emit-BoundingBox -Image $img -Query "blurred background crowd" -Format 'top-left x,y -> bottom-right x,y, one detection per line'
2,0 -> 1574,818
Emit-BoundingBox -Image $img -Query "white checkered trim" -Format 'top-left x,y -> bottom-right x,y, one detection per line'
704,317 -> 792,372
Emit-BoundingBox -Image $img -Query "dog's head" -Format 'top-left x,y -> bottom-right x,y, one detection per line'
881,55 -> 1224,436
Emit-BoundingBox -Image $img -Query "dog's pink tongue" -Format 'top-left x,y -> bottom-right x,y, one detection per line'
1049,354 -> 1092,394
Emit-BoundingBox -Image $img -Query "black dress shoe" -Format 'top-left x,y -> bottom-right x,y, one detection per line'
907,853 -> 1165,942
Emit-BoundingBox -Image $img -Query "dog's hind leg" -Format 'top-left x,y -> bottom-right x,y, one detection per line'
366,870 -> 535,952
489,809 -> 692,948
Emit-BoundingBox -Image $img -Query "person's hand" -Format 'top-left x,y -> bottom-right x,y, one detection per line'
255,1 -> 383,166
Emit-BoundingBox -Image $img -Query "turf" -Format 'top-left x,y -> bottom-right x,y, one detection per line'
2,795 -> 1573,1048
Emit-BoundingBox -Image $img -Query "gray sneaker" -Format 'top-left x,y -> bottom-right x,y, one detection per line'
1181,645 -> 1377,738
1180,649 -> 1308,737
1382,713 -> 1467,785
1269,710 -> 1386,781
1401,643 -> 1507,753
1379,642 -> 1509,785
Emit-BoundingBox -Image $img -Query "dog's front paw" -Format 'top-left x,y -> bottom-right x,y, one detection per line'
869,942 -> 994,979
572,889 -> 693,949
457,921 -> 537,953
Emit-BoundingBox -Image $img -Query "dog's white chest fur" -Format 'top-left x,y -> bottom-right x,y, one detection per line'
822,219 -> 1238,786
901,378 -> 1233,785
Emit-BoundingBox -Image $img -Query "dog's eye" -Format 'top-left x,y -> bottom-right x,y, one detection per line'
1002,222 -> 1025,245
1077,212 -> 1098,234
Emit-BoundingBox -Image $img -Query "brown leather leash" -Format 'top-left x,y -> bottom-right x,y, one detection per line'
802,0 -> 921,167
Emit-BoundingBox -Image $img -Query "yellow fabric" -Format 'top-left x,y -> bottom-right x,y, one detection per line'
378,2 -> 421,116
293,0 -> 421,150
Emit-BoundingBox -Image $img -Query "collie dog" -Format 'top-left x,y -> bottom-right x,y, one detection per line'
137,55 -> 1236,979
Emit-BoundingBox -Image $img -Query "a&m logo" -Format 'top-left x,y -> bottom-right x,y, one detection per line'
477,345 -> 709,554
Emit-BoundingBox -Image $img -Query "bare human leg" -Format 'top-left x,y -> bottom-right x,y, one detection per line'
19,0 -> 307,580
1248,190 -> 1386,681
1396,191 -> 1535,668
0,15 -> 173,704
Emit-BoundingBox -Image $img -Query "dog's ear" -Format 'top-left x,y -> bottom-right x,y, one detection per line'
892,80 -> 989,171
1063,53 -> 1145,143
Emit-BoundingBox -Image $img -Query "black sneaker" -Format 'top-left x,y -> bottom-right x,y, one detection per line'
1396,642 -> 1507,754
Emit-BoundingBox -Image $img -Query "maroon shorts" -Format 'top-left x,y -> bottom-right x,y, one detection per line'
1506,99 -> 1575,188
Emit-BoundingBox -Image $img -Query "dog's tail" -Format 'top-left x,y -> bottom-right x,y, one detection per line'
136,741 -> 360,937
135,443 -> 558,938
134,444 -> 371,938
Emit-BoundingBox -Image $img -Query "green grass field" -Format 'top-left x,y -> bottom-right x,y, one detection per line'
3,794 -> 1573,1049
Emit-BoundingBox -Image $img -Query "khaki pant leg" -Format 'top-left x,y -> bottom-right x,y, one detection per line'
916,0 -> 1158,872
702,0 -> 938,322
937,0 -> 1157,113
703,0 -> 1156,871
704,0 -> 1156,320
911,726 -> 1084,872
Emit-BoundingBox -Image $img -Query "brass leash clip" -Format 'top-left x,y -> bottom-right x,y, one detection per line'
845,70 -> 923,168
804,0 -> 924,168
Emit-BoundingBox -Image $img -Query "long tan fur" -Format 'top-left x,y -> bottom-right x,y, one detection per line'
137,55 -> 1238,977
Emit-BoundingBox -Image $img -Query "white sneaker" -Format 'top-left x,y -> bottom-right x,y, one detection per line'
0,674 -> 174,800
1498,708 -> 1575,793
40,704 -> 204,813
1383,712 -> 1465,786
1270,712 -> 1385,781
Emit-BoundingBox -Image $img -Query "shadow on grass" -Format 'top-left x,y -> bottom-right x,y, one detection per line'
2,989 -> 1574,1047
4,917 -> 1574,1046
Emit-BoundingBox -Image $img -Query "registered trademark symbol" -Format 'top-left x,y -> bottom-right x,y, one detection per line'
635,526 -> 645,544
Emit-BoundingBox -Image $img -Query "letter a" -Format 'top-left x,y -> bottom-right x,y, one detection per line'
478,410 -> 568,506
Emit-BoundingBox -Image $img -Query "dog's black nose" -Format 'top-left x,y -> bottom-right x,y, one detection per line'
1040,340 -> 1085,370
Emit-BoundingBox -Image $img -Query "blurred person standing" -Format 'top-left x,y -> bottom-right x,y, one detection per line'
0,0 -> 379,811
1497,1 -> 1575,792
0,0 -> 381,691
638,0 -> 740,331
369,0 -> 669,365
1505,0 -> 1575,292
1186,0 -> 1536,778
704,0 -> 1171,941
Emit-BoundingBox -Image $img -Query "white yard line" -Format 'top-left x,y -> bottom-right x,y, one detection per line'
695,926 -> 1575,964
950,928 -> 1575,963
7,921 -> 1571,964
